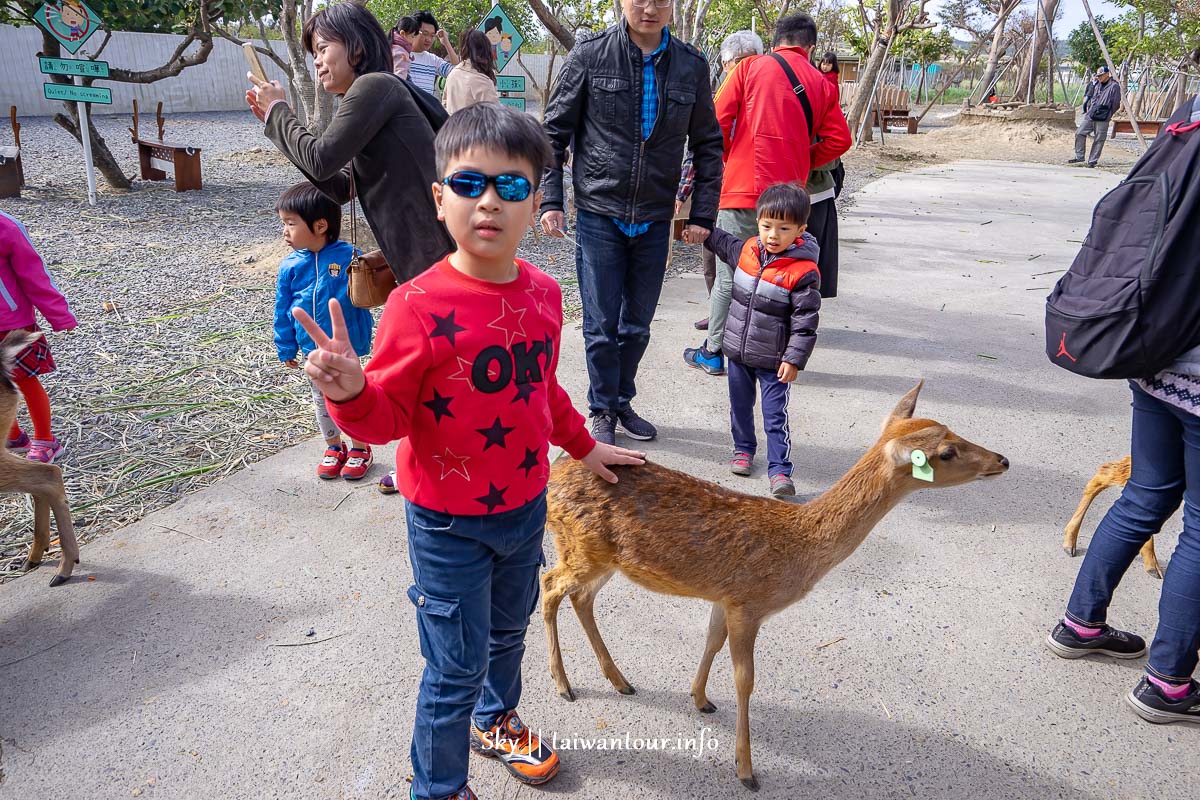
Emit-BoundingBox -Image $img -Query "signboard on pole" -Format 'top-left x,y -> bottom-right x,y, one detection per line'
478,4 -> 526,73
496,75 -> 525,93
33,1 -> 102,54
39,55 -> 109,78
43,83 -> 112,104
498,97 -> 527,112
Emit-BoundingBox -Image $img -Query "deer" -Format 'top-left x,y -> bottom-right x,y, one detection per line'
1,331 -> 78,586
542,382 -> 1009,791
1062,455 -> 1162,578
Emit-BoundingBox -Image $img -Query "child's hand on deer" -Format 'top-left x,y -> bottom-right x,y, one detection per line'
292,299 -> 365,403
777,362 -> 798,383
581,442 -> 646,484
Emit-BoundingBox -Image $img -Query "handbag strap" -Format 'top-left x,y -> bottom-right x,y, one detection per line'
348,167 -> 360,258
769,52 -> 816,145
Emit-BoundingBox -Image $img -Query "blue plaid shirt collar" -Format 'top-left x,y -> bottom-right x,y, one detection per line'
639,27 -> 669,142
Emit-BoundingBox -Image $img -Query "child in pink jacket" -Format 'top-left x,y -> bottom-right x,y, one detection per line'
1,211 -> 77,463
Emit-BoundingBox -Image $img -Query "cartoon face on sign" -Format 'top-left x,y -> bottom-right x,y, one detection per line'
53,1 -> 92,40
476,5 -> 523,73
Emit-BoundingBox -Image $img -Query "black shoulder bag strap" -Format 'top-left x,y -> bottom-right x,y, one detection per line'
769,52 -> 816,145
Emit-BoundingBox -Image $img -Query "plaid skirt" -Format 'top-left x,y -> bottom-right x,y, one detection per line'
2,326 -> 56,379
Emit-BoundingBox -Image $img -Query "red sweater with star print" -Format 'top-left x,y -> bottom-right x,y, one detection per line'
327,257 -> 596,515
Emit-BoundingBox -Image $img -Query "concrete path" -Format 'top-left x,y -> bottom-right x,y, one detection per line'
2,161 -> 1192,799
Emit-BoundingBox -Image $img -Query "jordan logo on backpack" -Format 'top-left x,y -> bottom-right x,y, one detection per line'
1055,332 -> 1076,363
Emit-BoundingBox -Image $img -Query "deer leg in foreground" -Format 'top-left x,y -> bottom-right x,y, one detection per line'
1140,539 -> 1163,579
48,485 -> 79,587
569,571 -> 635,695
727,610 -> 763,792
691,603 -> 728,714
1063,475 -> 1114,556
542,565 -> 580,701
22,491 -> 51,571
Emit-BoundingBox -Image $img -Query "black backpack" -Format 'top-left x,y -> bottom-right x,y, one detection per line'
395,75 -> 448,132
1045,96 -> 1200,379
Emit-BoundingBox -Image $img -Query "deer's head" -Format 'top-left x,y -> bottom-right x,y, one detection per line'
878,381 -> 1009,488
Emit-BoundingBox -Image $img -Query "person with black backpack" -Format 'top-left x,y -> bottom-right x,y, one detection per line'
1045,70 -> 1200,724
1069,65 -> 1122,168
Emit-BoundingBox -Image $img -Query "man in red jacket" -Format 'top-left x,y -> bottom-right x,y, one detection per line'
684,13 -> 851,377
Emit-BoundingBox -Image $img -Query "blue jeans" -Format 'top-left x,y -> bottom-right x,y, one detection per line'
1066,384 -> 1200,682
727,358 -> 793,478
405,494 -> 547,800
574,210 -> 671,414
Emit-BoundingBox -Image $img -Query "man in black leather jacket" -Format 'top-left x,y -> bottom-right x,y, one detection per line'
539,0 -> 724,445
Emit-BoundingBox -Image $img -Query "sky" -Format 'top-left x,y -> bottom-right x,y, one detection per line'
925,0 -> 1125,36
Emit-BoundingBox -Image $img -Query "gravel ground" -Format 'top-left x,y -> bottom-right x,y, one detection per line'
0,109 -> 926,581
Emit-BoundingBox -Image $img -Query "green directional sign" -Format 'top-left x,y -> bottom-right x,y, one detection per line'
39,56 -> 109,78
498,97 -> 526,112
44,82 -> 112,105
33,1 -> 102,55
496,75 -> 525,93
478,4 -> 526,73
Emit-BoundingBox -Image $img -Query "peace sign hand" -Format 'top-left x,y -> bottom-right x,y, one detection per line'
293,299 -> 366,403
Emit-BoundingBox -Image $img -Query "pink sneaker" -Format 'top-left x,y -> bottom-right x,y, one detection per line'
6,431 -> 30,454
27,438 -> 65,464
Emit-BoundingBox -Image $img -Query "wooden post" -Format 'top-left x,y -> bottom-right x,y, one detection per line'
129,99 -> 139,142
9,106 -> 22,187
156,101 -> 165,142
1081,0 -> 1146,152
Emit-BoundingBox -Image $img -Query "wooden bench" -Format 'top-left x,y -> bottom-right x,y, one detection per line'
0,107 -> 23,199
129,101 -> 202,192
1111,90 -> 1175,139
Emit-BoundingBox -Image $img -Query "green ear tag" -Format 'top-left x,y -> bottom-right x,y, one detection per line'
911,449 -> 934,482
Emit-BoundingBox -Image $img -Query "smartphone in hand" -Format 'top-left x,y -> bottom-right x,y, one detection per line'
244,42 -> 268,83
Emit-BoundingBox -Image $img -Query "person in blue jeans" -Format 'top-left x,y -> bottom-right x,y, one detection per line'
1047,377 -> 1200,724
538,0 -> 723,446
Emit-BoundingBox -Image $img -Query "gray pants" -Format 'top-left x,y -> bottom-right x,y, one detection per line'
308,374 -> 340,442
707,208 -> 759,353
1075,118 -> 1110,164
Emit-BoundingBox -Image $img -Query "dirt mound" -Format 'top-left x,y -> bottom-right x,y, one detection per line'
220,146 -> 292,166
232,217 -> 380,280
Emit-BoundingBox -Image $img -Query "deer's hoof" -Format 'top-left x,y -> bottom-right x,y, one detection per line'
618,684 -> 636,696
1149,566 -> 1164,580
1063,545 -> 1076,557
48,573 -> 71,588
740,775 -> 760,792
698,701 -> 717,714
559,688 -> 576,702
21,557 -> 37,572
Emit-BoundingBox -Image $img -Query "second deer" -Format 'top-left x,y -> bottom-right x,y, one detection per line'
1,330 -> 78,586
543,382 -> 1008,791
1063,455 -> 1162,578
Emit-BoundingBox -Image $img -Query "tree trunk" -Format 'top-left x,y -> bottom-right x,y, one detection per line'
846,38 -> 891,141
1014,0 -> 1059,101
529,0 -> 576,51
279,2 -> 330,133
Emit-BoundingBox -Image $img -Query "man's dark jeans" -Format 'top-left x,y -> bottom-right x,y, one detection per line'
574,210 -> 671,415
1066,384 -> 1200,682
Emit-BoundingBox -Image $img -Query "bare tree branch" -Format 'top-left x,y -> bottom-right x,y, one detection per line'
529,0 -> 577,51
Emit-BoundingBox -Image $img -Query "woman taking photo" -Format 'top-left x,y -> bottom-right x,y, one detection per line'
442,29 -> 499,114
246,3 -> 453,284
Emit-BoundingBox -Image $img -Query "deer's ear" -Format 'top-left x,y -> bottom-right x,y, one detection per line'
881,380 -> 924,432
884,423 -> 947,467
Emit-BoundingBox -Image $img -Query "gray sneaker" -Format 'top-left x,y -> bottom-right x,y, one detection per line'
1127,676 -> 1200,725
770,474 -> 795,497
616,408 -> 657,441
591,412 -> 616,446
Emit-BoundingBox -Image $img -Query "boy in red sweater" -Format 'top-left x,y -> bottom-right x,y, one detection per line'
295,104 -> 644,800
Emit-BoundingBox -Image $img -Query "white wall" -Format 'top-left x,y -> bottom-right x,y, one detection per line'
0,25 -> 557,118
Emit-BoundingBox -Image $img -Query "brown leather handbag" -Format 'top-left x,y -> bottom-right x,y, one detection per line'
346,171 -> 397,309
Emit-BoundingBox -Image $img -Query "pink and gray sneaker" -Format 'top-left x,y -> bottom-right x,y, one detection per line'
26,438 -> 65,464
6,431 -> 31,454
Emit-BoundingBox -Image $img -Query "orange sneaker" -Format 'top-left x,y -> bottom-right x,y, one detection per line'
470,710 -> 559,785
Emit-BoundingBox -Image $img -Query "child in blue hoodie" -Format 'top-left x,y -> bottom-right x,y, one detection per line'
273,183 -> 375,480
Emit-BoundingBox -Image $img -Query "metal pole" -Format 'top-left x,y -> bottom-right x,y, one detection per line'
1080,0 -> 1146,152
854,48 -> 889,148
75,75 -> 97,206
1026,0 -> 1039,103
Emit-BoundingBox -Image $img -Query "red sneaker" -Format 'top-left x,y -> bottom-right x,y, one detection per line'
470,710 -> 560,785
317,444 -> 347,480
341,446 -> 373,480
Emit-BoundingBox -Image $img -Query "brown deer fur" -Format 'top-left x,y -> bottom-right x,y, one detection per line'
0,331 -> 78,586
542,382 -> 1009,791
1062,455 -> 1161,578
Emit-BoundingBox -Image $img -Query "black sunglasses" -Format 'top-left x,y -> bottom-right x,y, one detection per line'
442,171 -> 533,202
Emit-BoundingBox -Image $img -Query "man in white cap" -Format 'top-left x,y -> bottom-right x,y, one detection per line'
1070,65 -> 1122,167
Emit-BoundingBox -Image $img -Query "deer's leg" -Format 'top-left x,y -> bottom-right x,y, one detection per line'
1140,537 -> 1163,579
569,571 -> 635,695
691,603 -> 728,713
726,610 -> 763,792
542,565 -> 579,701
22,491 -> 50,571
1064,474 -> 1115,557
47,469 -> 78,587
